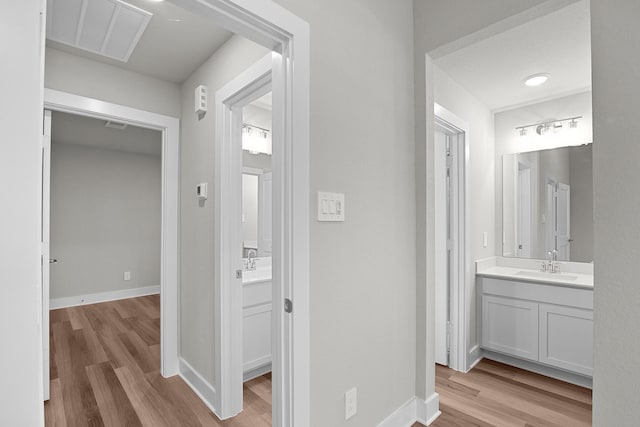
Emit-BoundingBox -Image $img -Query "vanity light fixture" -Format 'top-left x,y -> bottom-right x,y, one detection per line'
516,116 -> 582,137
523,73 -> 550,87
242,124 -> 272,155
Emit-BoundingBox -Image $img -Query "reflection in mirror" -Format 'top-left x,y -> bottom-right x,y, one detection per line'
242,92 -> 272,261
502,144 -> 593,262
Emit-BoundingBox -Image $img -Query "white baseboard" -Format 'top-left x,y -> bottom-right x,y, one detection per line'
50,285 -> 160,309
417,393 -> 441,425
377,393 -> 440,427
178,358 -> 220,416
243,362 -> 271,382
466,345 -> 482,372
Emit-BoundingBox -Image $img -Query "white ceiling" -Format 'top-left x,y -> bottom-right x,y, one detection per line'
435,0 -> 591,112
51,110 -> 161,155
46,0 -> 233,83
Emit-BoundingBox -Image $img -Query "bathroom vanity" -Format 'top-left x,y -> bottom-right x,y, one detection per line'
476,257 -> 593,387
242,257 -> 272,381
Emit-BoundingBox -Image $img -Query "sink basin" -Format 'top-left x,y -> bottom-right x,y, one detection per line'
515,270 -> 578,281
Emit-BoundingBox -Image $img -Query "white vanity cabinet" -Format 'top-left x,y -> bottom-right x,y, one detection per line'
538,303 -> 593,376
480,277 -> 593,378
242,278 -> 272,380
482,295 -> 539,361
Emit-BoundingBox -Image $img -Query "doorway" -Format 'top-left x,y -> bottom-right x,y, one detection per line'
42,89 -> 180,401
434,103 -> 469,372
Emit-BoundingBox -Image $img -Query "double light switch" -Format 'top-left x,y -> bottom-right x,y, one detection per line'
317,192 -> 345,222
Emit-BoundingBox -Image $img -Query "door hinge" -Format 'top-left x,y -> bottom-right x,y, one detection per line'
284,298 -> 293,314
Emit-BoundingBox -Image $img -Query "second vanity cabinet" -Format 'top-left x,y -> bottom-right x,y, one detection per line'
480,277 -> 593,377
243,278 -> 272,380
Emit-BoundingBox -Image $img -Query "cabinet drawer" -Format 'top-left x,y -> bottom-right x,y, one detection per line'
539,304 -> 593,376
482,295 -> 538,361
243,280 -> 272,308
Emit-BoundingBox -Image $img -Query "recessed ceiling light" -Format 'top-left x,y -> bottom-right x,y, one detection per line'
524,73 -> 549,87
168,18 -> 181,22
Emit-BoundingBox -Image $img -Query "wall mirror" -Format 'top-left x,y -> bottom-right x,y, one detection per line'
502,143 -> 593,262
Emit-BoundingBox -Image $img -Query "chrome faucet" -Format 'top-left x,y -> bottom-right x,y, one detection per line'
547,249 -> 560,273
247,249 -> 257,270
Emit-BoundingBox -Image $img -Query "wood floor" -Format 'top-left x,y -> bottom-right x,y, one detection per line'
45,295 -> 272,427
414,360 -> 592,427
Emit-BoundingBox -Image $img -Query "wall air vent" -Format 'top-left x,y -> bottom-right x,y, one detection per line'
105,121 -> 128,130
46,0 -> 153,62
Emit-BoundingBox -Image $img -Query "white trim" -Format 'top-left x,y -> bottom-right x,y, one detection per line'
467,344 -> 482,372
43,88 -> 180,378
50,286 -> 160,309
434,103 -> 471,373
377,393 -> 441,427
418,393 -> 442,426
178,358 -> 219,414
215,53 -> 272,420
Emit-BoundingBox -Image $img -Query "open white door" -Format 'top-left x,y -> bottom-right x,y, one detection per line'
557,183 -> 571,260
42,109 -> 52,401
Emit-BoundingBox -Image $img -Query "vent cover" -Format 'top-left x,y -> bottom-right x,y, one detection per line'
46,0 -> 152,62
105,121 -> 128,130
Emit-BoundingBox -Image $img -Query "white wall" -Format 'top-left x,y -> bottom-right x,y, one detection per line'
179,34 -> 269,384
433,65 -> 495,362
45,47 -> 181,118
50,143 -> 161,299
0,1 -> 45,425
591,1 -> 640,424
271,1 -> 416,425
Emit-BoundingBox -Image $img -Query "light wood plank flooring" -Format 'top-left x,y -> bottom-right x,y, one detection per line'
45,295 -> 272,427
414,360 -> 592,427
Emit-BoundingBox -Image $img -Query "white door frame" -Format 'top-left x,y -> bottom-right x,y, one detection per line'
43,89 -> 180,376
214,54 -> 271,419
434,103 -> 470,372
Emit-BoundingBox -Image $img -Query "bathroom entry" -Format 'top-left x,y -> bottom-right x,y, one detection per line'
241,92 -> 274,383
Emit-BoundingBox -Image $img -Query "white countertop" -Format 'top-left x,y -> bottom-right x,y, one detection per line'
476,257 -> 594,289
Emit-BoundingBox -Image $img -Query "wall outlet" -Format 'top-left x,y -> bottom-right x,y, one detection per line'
124,271 -> 131,281
345,387 -> 357,420
483,231 -> 488,248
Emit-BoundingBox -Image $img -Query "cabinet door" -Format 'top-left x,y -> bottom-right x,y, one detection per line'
482,295 -> 539,361
243,304 -> 272,373
539,304 -> 593,376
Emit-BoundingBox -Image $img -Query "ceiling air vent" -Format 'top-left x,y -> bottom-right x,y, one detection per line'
46,0 -> 153,62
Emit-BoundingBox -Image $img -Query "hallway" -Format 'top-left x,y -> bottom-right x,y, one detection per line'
45,295 -> 271,426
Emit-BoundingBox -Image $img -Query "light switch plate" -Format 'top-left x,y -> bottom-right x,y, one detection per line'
317,191 -> 345,222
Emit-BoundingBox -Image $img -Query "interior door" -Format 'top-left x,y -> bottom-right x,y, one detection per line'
556,183 -> 571,260
42,109 -> 52,401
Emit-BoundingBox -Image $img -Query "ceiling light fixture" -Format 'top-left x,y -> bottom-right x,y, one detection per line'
516,116 -> 582,137
523,73 -> 550,87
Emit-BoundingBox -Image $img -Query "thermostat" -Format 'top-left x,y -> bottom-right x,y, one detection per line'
196,183 -> 208,200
